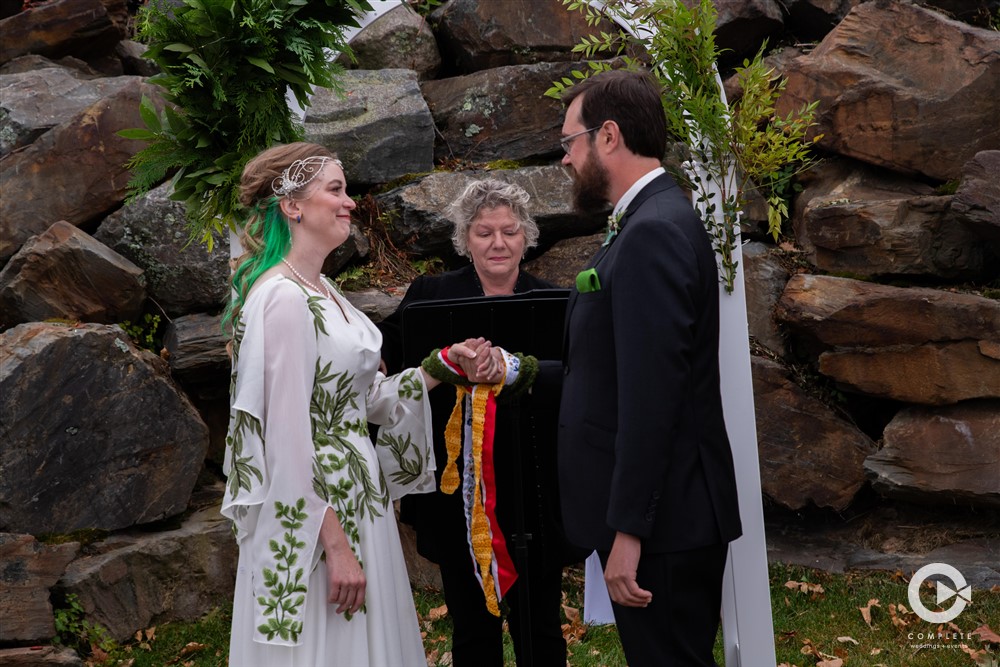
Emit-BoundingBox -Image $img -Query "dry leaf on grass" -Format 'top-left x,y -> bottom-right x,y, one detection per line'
561,602 -> 586,644
427,604 -> 449,622
888,603 -> 912,629
860,598 -> 881,627
837,636 -> 860,645
960,643 -> 998,667
817,659 -> 844,667
972,624 -> 1000,644
785,580 -> 825,595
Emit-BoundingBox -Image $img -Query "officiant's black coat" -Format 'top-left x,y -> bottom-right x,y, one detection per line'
378,264 -> 584,571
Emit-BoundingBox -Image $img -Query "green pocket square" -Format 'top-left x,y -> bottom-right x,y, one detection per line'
575,268 -> 601,293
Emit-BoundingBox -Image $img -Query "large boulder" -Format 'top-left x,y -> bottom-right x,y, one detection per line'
94,181 -> 230,317
0,0 -> 126,67
0,221 -> 145,329
818,341 -> 1000,405
952,150 -> 1000,255
777,1 -> 1000,181
0,80 -> 166,263
798,193 -> 993,280
59,502 -> 237,642
430,0 -> 614,73
776,274 -> 1000,349
741,242 -> 789,355
865,400 -> 1000,508
0,67 -> 140,156
751,356 -> 875,511
339,4 -> 441,80
422,60 -> 599,163
305,69 -> 434,187
0,534 -> 79,642
0,323 -> 209,534
777,275 -> 1000,404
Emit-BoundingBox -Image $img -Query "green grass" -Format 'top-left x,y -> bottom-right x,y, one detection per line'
66,563 -> 999,666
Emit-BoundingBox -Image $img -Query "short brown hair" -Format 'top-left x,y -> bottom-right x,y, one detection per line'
562,69 -> 666,161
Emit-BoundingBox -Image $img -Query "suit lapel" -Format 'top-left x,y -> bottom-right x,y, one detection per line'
564,173 -> 680,355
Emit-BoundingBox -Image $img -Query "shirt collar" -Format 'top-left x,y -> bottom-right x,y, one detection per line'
611,166 -> 665,219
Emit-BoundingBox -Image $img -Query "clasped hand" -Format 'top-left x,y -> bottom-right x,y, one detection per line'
447,337 -> 504,384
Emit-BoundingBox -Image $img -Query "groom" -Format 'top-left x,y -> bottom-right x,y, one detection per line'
556,69 -> 743,666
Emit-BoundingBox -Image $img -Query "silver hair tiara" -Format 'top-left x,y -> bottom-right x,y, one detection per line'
271,156 -> 342,197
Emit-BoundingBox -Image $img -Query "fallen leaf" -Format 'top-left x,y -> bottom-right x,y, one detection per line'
145,626 -> 156,641
870,647 -> 882,655
785,580 -> 825,596
179,642 -> 206,656
562,603 -> 581,624
800,638 -> 822,658
817,659 -> 843,667
860,598 -> 881,627
972,624 -> 1000,644
960,643 -> 995,667
427,604 -> 449,622
837,636 -> 859,645
889,603 -> 912,629
439,650 -> 453,665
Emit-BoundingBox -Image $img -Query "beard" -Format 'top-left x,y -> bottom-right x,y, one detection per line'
570,149 -> 612,213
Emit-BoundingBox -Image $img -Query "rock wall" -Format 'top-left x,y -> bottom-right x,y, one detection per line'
1,0 -> 998,657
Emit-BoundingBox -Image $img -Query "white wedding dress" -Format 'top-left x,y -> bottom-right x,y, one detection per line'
223,275 -> 434,666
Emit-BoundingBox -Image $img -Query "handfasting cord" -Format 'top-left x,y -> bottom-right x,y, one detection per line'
420,346 -> 539,614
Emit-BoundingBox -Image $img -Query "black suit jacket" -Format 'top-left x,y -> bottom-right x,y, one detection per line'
557,172 -> 743,554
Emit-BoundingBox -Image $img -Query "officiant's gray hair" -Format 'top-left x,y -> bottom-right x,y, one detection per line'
449,178 -> 540,259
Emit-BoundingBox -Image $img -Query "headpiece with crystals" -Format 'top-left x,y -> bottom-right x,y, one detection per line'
271,156 -> 342,197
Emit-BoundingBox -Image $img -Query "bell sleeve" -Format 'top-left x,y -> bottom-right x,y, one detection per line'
221,282 -> 334,647
366,367 -> 436,499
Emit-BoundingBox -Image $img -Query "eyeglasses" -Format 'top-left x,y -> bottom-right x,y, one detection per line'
560,126 -> 601,154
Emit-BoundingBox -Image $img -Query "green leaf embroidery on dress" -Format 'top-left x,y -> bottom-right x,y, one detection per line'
310,361 -> 389,532
256,499 -> 309,642
226,410 -> 264,498
397,370 -> 424,401
225,315 -> 264,500
376,431 -> 425,487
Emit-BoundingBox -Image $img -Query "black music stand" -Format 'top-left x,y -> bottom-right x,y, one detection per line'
398,289 -> 569,667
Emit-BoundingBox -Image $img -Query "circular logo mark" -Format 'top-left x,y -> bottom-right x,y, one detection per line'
908,563 -> 972,624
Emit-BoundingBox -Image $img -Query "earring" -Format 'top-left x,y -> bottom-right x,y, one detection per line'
296,214 -> 302,224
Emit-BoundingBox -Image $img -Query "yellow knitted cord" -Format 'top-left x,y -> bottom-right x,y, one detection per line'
469,385 -> 499,616
440,386 -> 468,495
440,381 -> 507,615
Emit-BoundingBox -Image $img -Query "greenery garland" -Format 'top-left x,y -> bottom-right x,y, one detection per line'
119,0 -> 373,249
547,0 -> 821,293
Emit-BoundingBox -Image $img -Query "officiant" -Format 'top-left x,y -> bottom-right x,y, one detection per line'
379,178 -> 583,667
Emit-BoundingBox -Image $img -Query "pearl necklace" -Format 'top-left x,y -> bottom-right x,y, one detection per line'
281,258 -> 332,300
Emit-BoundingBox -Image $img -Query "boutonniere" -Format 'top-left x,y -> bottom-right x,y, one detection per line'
603,210 -> 623,247
575,267 -> 601,293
